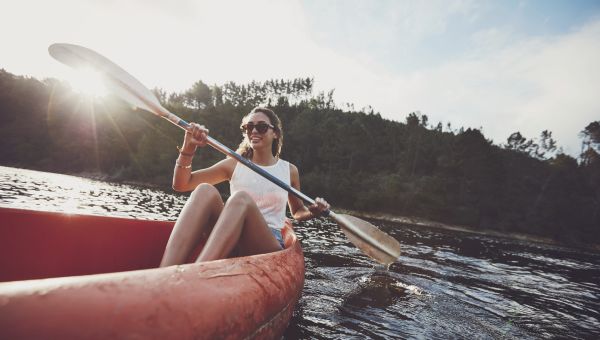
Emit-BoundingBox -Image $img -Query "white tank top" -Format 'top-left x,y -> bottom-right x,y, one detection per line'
229,158 -> 290,230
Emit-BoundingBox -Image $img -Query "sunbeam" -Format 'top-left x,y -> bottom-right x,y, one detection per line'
64,67 -> 107,98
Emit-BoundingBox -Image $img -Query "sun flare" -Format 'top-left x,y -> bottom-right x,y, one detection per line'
65,67 -> 107,97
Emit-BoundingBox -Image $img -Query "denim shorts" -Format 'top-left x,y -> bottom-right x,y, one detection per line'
270,228 -> 285,249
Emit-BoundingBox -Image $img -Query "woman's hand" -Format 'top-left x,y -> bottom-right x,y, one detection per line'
308,197 -> 330,218
182,123 -> 209,153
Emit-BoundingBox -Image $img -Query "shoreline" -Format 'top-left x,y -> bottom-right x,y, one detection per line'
339,209 -> 600,252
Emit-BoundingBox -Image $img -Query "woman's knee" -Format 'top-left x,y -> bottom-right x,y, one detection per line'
190,183 -> 222,203
226,191 -> 254,209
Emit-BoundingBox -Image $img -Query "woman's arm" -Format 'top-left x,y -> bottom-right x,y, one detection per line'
172,157 -> 235,192
172,123 -> 235,192
287,163 -> 330,221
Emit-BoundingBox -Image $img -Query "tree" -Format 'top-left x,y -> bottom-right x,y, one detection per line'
580,121 -> 600,165
211,85 -> 223,107
536,130 -> 557,159
581,148 -> 600,167
404,111 -> 429,128
505,132 -> 530,152
184,80 -> 212,109
504,131 -> 557,160
581,121 -> 600,147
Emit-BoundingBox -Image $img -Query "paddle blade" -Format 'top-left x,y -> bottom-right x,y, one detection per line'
330,213 -> 401,265
48,43 -> 163,115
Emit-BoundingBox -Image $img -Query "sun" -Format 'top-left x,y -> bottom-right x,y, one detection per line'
64,67 -> 108,97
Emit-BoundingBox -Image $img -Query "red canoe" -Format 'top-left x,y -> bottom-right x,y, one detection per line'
0,207 -> 304,339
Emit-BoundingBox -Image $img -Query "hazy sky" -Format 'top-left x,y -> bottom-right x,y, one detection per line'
2,0 -> 599,156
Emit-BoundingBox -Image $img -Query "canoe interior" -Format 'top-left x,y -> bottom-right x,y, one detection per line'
0,207 -> 177,282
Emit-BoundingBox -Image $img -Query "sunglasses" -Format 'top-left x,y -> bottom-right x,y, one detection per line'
240,121 -> 275,135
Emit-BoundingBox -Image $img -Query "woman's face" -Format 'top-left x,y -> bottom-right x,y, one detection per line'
243,112 -> 278,150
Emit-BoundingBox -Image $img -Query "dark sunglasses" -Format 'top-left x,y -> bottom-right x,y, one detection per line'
240,121 -> 275,134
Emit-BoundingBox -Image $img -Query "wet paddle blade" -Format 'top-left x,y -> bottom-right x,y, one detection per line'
330,213 -> 401,265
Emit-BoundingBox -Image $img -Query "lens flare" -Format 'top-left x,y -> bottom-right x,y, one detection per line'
65,67 -> 107,97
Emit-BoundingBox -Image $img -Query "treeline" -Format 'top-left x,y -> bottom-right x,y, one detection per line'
1,68 -> 598,245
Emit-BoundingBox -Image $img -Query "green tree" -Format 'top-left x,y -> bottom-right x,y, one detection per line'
184,81 -> 212,109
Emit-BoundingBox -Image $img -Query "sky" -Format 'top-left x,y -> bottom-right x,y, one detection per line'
2,0 -> 599,156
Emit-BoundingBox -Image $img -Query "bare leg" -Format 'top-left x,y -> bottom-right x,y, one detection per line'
160,184 -> 224,267
196,191 -> 282,262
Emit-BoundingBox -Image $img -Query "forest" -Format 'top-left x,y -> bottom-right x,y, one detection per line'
1,68 -> 599,245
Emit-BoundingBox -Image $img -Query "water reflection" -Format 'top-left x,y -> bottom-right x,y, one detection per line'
0,166 -> 185,220
1,166 -> 600,339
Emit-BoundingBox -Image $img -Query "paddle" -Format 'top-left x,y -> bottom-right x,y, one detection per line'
48,43 -> 401,265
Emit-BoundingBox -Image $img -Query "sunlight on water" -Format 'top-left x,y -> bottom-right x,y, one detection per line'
0,166 -> 185,220
38,171 -> 100,214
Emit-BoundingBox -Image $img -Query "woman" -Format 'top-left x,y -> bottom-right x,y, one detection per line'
160,107 -> 330,266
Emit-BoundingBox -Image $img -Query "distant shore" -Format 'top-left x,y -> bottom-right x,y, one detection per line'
340,209 -> 600,252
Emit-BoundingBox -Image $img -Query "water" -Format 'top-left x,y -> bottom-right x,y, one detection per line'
1,166 -> 599,339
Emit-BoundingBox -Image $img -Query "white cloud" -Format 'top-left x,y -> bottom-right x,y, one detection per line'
323,19 -> 600,156
472,21 -> 596,154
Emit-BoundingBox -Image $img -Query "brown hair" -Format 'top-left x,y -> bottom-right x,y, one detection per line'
236,107 -> 283,159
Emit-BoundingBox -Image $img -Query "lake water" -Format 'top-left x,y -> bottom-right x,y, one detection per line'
1,166 -> 599,339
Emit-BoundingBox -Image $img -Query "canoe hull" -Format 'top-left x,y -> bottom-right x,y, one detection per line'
0,208 -> 304,339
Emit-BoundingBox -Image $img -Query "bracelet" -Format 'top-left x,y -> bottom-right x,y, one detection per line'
175,161 -> 192,169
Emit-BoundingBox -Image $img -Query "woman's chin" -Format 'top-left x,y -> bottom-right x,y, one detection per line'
250,141 -> 265,148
